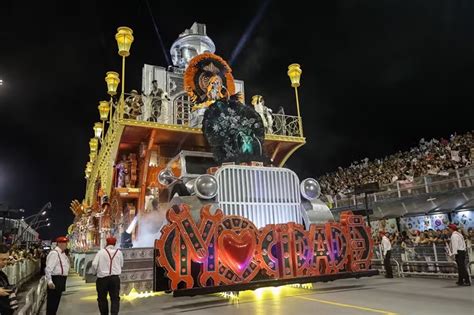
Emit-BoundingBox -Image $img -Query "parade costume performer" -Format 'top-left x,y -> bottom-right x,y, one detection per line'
380,231 -> 393,278
91,237 -> 124,315
184,53 -> 267,164
448,224 -> 471,286
45,236 -> 70,315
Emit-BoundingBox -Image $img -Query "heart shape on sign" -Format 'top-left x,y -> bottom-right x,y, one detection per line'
218,229 -> 256,276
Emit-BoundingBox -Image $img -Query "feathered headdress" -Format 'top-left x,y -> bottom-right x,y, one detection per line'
184,53 -> 236,104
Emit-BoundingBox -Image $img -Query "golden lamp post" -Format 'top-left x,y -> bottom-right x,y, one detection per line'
287,63 -> 303,137
98,100 -> 110,141
115,26 -> 134,119
89,138 -> 99,153
104,72 -> 120,123
93,122 -> 103,140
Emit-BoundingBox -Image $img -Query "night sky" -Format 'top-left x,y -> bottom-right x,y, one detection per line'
1,0 -> 473,240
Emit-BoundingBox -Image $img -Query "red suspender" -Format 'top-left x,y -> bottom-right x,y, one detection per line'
105,248 -> 119,275
55,251 -> 64,275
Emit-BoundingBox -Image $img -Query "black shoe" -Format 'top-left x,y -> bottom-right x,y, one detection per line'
463,282 -> 471,286
456,282 -> 463,286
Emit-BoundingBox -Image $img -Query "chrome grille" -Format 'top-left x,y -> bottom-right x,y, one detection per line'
215,166 -> 301,228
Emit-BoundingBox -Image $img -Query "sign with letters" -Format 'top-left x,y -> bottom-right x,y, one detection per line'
155,204 -> 373,291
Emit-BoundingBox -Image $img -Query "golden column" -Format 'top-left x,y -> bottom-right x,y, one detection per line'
104,72 -> 120,123
98,100 -> 110,141
115,27 -> 134,119
287,63 -> 303,137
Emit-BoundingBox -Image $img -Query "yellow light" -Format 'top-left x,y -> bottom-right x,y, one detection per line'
89,151 -> 97,162
120,288 -> 164,301
292,283 -> 313,290
93,122 -> 103,139
89,138 -> 99,152
115,26 -> 134,57
98,101 -> 110,121
287,63 -> 302,87
105,71 -> 120,96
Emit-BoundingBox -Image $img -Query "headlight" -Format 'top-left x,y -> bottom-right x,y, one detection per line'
194,174 -> 218,199
300,178 -> 321,200
158,169 -> 176,186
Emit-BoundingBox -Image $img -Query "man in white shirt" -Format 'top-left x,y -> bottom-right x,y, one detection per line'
380,231 -> 393,278
448,224 -> 470,286
45,236 -> 70,315
91,236 -> 124,315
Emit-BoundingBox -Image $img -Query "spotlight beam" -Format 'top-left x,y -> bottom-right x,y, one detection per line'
144,0 -> 171,66
229,0 -> 272,65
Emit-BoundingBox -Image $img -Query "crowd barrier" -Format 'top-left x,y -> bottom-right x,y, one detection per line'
372,244 -> 474,278
17,277 -> 47,315
3,259 -> 41,288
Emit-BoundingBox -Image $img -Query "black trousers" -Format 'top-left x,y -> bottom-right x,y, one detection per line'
47,276 -> 67,315
384,250 -> 393,278
96,275 -> 121,315
455,250 -> 470,284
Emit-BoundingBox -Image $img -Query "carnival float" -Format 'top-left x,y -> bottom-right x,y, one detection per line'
69,22 -> 377,295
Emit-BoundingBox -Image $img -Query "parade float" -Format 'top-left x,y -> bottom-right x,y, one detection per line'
69,23 -> 377,295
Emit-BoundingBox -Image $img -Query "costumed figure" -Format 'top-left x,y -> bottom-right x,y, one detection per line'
251,95 -> 273,134
115,155 -> 129,188
184,53 -> 267,164
147,80 -> 164,122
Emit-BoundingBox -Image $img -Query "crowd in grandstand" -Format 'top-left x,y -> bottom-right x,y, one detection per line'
7,245 -> 44,265
319,131 -> 474,197
373,227 -> 474,247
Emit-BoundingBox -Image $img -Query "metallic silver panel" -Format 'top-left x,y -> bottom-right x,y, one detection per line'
216,166 -> 301,228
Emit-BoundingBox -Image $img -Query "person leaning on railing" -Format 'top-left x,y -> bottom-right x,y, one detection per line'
0,244 -> 19,315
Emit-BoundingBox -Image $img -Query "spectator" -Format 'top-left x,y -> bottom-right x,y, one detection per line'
0,244 -> 19,314
319,131 -> 473,197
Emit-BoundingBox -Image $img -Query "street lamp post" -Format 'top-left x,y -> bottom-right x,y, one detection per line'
32,218 -> 49,229
12,202 -> 51,246
287,63 -> 304,137
115,27 -> 134,119
36,222 -> 51,230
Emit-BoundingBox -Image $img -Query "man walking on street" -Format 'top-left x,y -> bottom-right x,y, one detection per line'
381,231 -> 393,278
448,224 -> 471,286
45,236 -> 70,315
91,236 -> 124,315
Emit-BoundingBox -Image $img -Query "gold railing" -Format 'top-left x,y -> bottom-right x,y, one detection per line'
117,93 -> 304,137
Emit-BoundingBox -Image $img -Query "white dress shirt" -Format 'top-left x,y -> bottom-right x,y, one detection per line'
45,247 -> 70,284
381,235 -> 392,256
450,231 -> 466,255
91,245 -> 124,278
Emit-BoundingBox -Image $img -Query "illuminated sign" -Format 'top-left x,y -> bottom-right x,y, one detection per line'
155,205 -> 373,292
